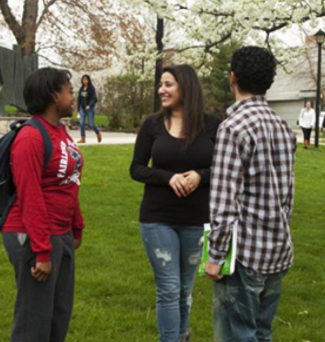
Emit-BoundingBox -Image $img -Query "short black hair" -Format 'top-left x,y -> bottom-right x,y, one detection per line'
24,67 -> 71,114
231,46 -> 276,95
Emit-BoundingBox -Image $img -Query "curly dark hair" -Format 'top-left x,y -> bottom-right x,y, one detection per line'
231,46 -> 276,95
24,67 -> 71,114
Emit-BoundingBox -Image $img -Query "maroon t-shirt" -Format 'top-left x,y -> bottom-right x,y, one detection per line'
3,116 -> 85,262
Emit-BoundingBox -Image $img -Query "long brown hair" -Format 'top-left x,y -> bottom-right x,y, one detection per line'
155,64 -> 205,150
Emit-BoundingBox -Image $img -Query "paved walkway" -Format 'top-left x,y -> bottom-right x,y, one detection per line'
292,128 -> 325,145
69,128 -> 324,147
69,129 -> 137,146
1,126 -> 323,146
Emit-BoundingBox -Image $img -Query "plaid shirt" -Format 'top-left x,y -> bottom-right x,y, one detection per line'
209,96 -> 296,274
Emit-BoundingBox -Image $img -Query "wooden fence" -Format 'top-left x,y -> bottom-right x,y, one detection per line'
0,45 -> 38,116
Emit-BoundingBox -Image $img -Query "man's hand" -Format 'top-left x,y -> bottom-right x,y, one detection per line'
169,174 -> 191,197
205,260 -> 224,280
31,262 -> 52,282
74,238 -> 82,249
85,105 -> 90,110
183,170 -> 201,193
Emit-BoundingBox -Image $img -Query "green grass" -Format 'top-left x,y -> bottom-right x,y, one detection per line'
3,105 -> 18,116
71,113 -> 109,127
0,144 -> 325,341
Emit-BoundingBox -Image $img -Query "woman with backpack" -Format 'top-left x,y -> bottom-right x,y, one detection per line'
1,67 -> 85,342
77,74 -> 102,143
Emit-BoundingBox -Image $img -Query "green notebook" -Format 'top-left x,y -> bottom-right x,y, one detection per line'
198,221 -> 238,277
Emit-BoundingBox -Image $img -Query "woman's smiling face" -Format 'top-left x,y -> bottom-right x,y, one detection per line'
158,72 -> 181,110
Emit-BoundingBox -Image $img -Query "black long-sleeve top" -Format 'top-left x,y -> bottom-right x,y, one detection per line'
77,85 -> 96,111
130,114 -> 220,225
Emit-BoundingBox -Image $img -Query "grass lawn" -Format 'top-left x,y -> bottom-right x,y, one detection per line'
71,113 -> 109,127
0,144 -> 324,341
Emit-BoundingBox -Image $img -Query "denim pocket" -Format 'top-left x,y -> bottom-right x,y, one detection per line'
241,264 -> 266,287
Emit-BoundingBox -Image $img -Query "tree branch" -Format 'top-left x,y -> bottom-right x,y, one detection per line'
0,0 -> 22,43
36,0 -> 59,30
38,53 -> 70,68
164,32 -> 232,54
59,0 -> 104,29
46,9 -> 92,43
199,9 -> 234,17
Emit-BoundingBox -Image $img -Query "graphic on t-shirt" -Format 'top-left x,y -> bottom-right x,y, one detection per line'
57,140 -> 82,186
57,141 -> 68,178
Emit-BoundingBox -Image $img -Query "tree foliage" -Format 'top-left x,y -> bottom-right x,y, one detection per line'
0,0 -> 137,70
130,0 -> 325,74
102,73 -> 154,129
202,42 -> 241,118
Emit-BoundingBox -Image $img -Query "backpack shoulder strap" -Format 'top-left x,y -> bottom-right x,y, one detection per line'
0,118 -> 53,230
24,117 -> 53,170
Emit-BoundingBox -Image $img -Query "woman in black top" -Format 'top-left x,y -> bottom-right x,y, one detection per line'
77,74 -> 101,143
130,65 -> 219,342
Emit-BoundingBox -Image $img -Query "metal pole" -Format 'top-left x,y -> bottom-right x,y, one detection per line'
0,68 -> 3,93
154,17 -> 164,112
0,67 -> 3,116
315,42 -> 322,148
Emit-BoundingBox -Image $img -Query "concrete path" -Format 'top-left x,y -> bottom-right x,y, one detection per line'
69,128 -> 324,147
2,125 -> 323,147
292,128 -> 325,145
69,129 -> 137,146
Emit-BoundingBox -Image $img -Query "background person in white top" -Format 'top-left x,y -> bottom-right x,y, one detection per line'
298,101 -> 316,149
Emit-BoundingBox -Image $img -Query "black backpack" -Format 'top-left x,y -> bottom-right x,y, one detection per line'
0,117 -> 53,230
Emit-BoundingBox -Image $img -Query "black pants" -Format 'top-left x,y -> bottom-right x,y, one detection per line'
301,127 -> 312,141
2,232 -> 75,342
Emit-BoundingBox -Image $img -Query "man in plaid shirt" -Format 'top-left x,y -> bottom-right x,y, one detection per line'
205,46 -> 296,341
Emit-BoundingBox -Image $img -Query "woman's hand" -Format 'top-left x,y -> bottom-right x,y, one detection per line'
85,105 -> 90,110
183,171 -> 201,193
31,262 -> 52,282
74,238 -> 82,249
169,174 -> 191,197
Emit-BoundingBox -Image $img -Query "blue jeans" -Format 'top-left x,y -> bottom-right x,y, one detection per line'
140,223 -> 203,342
79,106 -> 99,137
213,262 -> 288,342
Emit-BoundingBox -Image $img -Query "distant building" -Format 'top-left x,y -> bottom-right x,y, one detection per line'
267,44 -> 325,128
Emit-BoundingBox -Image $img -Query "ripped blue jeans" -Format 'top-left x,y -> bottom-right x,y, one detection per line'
213,262 -> 288,342
140,223 -> 203,342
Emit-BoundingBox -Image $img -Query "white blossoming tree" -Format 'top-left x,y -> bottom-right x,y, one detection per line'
1,0 -> 324,73
127,0 -> 325,75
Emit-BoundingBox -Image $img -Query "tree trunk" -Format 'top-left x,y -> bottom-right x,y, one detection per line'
0,0 -> 38,56
21,0 -> 38,55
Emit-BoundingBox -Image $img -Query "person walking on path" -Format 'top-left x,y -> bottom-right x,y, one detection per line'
205,46 -> 296,342
77,74 -> 102,143
298,100 -> 315,149
2,67 -> 85,342
130,64 -> 220,342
